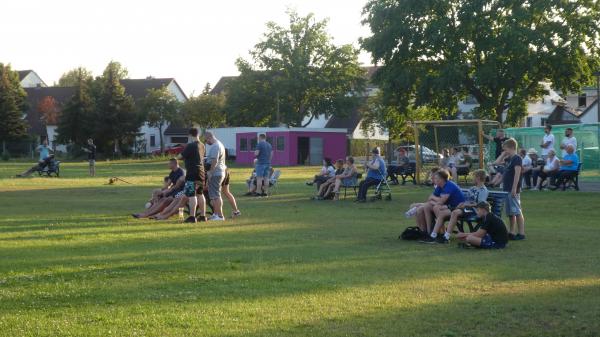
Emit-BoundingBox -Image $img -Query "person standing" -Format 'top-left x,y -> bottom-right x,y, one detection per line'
254,134 -> 273,197
204,131 -> 227,221
482,129 -> 508,159
36,139 -> 53,161
501,138 -> 526,241
178,128 -> 206,223
540,125 -> 555,160
560,127 -> 577,158
82,138 -> 97,177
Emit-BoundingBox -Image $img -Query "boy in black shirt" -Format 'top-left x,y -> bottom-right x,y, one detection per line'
500,138 -> 526,240
457,201 -> 508,249
178,128 -> 206,223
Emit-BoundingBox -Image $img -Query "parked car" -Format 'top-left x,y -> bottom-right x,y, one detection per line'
396,145 -> 442,163
152,144 -> 185,156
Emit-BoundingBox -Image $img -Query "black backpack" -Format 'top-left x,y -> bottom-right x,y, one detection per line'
399,226 -> 423,240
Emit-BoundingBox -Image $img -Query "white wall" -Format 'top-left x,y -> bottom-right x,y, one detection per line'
352,120 -> 388,140
20,72 -> 46,88
580,102 -> 599,124
45,125 -> 67,152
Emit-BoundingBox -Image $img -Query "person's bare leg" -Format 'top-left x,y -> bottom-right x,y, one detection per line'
261,176 -> 269,195
188,196 -> 197,219
509,215 -> 517,235
256,177 -> 265,195
136,198 -> 172,218
451,167 -> 458,182
415,206 -> 426,232
431,206 -> 451,236
446,209 -> 463,236
197,193 -> 206,218
155,197 -> 187,220
222,185 -> 239,213
517,214 -> 525,235
466,234 -> 482,247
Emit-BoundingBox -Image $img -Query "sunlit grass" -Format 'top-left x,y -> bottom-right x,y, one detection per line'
0,159 -> 599,336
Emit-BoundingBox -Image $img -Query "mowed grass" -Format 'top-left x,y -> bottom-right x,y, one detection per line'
0,159 -> 599,337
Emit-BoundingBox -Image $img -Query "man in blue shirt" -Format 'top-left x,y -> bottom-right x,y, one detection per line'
36,139 -> 53,161
421,169 -> 466,244
254,134 -> 273,197
356,147 -> 387,202
551,144 -> 579,191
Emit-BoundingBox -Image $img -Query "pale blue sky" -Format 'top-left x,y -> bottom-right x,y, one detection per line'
2,0 -> 372,96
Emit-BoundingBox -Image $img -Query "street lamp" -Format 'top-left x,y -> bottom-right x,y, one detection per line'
594,71 -> 600,123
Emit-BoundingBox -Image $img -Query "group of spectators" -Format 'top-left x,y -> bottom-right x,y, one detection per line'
308,157 -> 358,200
487,125 -> 580,191
410,137 -> 525,249
132,128 -> 240,222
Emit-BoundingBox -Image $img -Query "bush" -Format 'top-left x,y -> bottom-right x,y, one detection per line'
1,151 -> 10,161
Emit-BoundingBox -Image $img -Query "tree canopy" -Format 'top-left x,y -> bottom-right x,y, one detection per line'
56,68 -> 96,146
229,10 -> 366,127
362,0 -> 600,125
140,87 -> 181,152
57,67 -> 94,87
0,63 -> 29,148
183,90 -> 227,130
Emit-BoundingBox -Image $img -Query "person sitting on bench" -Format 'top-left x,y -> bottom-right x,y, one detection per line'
456,201 -> 508,249
356,147 -> 387,203
535,149 -> 559,190
442,169 -> 489,242
443,147 -> 464,182
420,169 -> 466,244
307,158 -> 335,189
388,148 -> 410,185
312,159 -> 345,200
551,144 -> 579,191
331,156 -> 358,200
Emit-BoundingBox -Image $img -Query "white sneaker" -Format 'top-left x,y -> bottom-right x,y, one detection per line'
208,214 -> 225,221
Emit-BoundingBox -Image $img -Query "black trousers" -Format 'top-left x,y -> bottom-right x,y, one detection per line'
553,170 -> 577,187
357,177 -> 382,201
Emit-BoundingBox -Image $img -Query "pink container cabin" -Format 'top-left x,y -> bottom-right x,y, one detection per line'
235,128 -> 348,166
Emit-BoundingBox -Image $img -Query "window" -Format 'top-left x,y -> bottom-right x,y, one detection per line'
578,93 -> 587,107
526,117 -> 533,127
276,136 -> 285,151
541,118 -> 548,126
266,136 -> 274,146
240,138 -> 248,151
250,138 -> 257,151
150,135 -> 156,147
171,136 -> 188,144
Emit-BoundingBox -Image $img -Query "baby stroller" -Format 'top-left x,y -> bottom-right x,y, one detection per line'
36,155 -> 61,177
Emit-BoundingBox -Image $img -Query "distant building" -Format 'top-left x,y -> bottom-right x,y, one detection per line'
17,70 -> 46,88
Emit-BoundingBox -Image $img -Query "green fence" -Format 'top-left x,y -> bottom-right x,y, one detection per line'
504,123 -> 600,181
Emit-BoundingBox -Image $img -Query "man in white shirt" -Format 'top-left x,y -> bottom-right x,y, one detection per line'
560,127 -> 577,157
540,125 -> 555,159
205,131 -> 227,221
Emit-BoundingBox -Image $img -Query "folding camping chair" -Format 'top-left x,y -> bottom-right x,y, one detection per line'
268,170 -> 282,195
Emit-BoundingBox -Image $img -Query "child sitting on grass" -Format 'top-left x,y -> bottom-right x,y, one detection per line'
456,201 -> 508,249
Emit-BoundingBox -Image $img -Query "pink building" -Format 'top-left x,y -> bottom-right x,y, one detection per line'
235,128 -> 348,166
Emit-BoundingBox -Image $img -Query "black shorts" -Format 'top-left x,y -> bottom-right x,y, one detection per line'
221,171 -> 230,187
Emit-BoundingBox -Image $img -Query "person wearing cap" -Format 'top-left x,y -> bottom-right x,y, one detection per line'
356,147 -> 387,202
456,201 -> 508,249
522,148 -> 540,189
551,144 -> 580,191
560,128 -> 577,158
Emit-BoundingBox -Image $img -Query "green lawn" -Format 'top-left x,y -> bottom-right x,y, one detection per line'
0,160 -> 599,337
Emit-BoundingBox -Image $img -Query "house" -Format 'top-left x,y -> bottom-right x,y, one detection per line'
235,128 -> 348,166
17,70 -> 46,88
22,76 -> 188,153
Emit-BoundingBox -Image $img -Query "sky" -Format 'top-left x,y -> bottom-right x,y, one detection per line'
2,0 -> 372,96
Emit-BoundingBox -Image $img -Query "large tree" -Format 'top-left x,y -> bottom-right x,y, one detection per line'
56,68 -> 95,147
231,10 -> 366,127
362,0 -> 600,125
183,90 -> 227,130
140,87 -> 181,153
94,61 -> 139,155
0,63 -> 29,153
57,67 -> 94,87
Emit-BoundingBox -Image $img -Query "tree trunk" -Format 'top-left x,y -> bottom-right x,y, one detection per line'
495,105 -> 504,125
158,124 -> 164,154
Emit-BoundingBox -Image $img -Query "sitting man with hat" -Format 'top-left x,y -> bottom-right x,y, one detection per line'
456,201 -> 508,249
522,148 -> 540,189
356,147 -> 387,203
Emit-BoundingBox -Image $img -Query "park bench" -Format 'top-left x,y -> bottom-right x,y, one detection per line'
457,189 -> 508,233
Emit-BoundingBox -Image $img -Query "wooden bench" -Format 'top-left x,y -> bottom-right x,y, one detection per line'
457,189 -> 508,233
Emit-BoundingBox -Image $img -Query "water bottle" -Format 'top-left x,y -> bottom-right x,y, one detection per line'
405,206 -> 417,218
178,207 -> 185,221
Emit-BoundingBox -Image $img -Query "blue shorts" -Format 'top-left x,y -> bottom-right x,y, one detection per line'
505,194 -> 522,216
480,234 -> 506,249
255,164 -> 271,178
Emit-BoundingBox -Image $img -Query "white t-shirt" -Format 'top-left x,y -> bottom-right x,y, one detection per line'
326,165 -> 336,177
561,136 -> 577,157
522,155 -> 532,168
541,133 -> 555,156
207,140 -> 227,176
544,157 -> 559,171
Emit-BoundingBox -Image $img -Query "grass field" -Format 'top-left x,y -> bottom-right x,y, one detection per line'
1,159 -> 599,337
